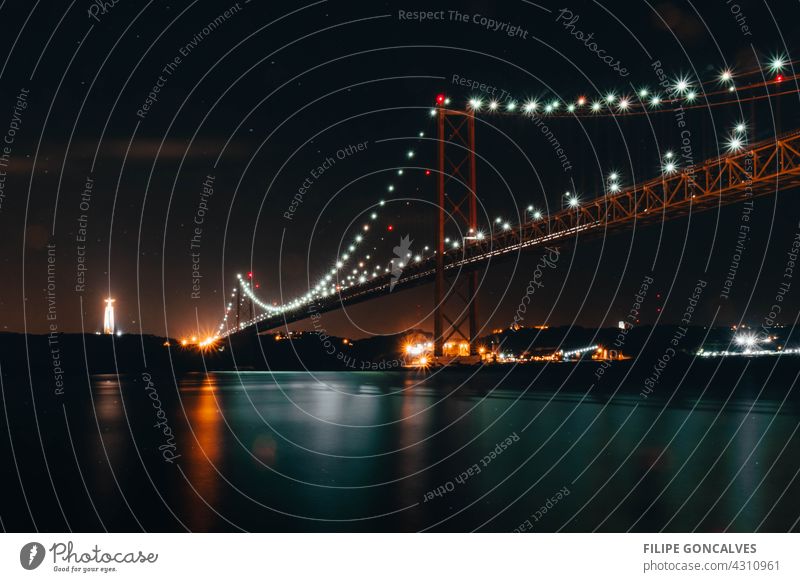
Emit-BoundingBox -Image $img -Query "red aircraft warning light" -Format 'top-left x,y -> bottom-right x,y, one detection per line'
436,93 -> 446,105
247,272 -> 253,278
776,74 -> 785,83
387,224 -> 394,231
425,169 -> 431,175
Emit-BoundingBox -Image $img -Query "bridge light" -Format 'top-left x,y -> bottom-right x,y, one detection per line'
576,96 -> 587,106
388,185 -> 394,192
469,98 -> 482,110
649,95 -> 662,107
407,150 -> 415,158
617,97 -> 630,111
662,161 -> 678,175
719,69 -> 733,83
397,169 -> 403,176
685,90 -> 698,102
533,211 -> 543,220
506,101 -> 517,111
664,151 -> 674,160
523,99 -> 538,113
495,217 -> 502,224
768,54 -> 787,73
415,255 -> 421,262
502,222 -> 511,230
608,172 -> 619,182
568,197 -> 579,208
638,88 -> 649,98
734,122 -> 746,134
591,101 -> 602,113
725,135 -> 745,153
489,100 -> 499,110
429,109 -> 437,117
605,92 -> 616,104
567,103 -> 575,112
672,76 -> 691,95
476,231 -> 485,240
544,103 -> 554,113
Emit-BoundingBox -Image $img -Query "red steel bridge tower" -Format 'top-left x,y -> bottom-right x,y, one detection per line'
434,102 -> 479,357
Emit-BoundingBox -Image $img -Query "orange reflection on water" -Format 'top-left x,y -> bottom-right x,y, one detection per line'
183,374 -> 223,530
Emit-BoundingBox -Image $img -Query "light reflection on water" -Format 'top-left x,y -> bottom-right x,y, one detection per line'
151,370 -> 799,531
4,367 -> 799,532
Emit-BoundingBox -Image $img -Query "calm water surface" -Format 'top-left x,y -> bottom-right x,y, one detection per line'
2,363 -> 800,531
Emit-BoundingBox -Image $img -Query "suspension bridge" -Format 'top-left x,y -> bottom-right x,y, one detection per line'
211,60 -> 800,357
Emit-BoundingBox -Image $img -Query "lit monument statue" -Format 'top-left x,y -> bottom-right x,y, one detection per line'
103,297 -> 115,335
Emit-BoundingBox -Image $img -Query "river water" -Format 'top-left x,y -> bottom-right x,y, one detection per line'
2,361 -> 799,532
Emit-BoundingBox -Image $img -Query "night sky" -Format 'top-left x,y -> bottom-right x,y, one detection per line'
1,0 -> 799,340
